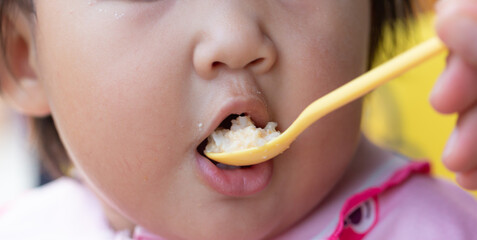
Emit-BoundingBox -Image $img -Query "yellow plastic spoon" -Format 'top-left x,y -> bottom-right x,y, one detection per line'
205,36 -> 446,166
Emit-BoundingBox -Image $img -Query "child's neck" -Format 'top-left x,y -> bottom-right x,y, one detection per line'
100,199 -> 136,234
78,172 -> 136,235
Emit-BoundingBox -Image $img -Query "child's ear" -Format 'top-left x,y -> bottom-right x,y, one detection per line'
0,10 -> 50,117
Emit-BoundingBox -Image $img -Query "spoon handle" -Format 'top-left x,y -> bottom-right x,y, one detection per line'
285,36 -> 446,139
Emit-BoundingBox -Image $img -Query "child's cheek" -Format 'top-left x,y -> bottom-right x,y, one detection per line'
34,1 -> 193,183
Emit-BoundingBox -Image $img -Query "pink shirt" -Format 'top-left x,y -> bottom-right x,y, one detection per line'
1,156 -> 477,239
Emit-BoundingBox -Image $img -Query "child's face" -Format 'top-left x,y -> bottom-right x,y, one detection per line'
32,1 -> 369,238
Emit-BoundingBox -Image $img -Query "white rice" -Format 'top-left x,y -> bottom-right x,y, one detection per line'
205,116 -> 280,153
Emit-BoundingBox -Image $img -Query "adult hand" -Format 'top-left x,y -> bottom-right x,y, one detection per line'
432,0 -> 477,189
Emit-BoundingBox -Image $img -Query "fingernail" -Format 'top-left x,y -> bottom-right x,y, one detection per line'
443,129 -> 458,160
446,16 -> 477,65
455,173 -> 463,186
430,67 -> 448,103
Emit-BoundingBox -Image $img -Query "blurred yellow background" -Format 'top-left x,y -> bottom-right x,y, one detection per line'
363,11 -> 477,197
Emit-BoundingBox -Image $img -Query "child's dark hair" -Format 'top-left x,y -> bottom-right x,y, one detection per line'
0,0 -> 415,179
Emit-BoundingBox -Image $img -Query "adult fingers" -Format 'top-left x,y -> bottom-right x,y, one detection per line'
430,55 -> 477,114
435,0 -> 477,67
456,169 -> 477,190
442,103 -> 477,175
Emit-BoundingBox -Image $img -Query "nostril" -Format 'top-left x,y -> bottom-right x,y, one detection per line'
212,59 -> 264,71
248,58 -> 264,67
247,57 -> 272,74
212,61 -> 222,68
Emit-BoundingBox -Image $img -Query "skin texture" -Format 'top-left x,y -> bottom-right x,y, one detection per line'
433,0 -> 477,190
3,0 -> 375,239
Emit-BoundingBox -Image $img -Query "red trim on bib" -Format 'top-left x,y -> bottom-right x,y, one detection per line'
328,161 -> 430,240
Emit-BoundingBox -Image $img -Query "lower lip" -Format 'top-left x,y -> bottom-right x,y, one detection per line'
196,152 -> 273,197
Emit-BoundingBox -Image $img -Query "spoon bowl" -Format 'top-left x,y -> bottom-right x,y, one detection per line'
206,37 -> 446,166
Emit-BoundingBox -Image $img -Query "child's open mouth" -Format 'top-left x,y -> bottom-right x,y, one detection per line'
195,114 -> 273,197
197,114 -> 252,170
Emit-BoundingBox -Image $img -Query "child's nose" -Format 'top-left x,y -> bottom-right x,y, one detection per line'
193,7 -> 277,79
